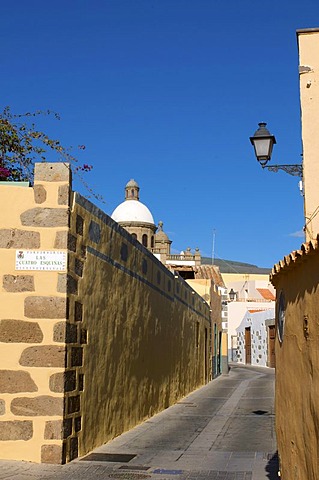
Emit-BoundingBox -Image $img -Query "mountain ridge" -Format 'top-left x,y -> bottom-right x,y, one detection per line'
201,257 -> 271,274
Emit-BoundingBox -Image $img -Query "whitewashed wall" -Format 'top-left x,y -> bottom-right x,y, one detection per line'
236,309 -> 275,366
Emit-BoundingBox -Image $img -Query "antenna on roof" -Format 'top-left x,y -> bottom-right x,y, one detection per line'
212,229 -> 216,265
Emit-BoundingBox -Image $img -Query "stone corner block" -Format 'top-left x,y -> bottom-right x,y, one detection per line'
0,229 -> 40,249
0,420 -> 33,441
0,370 -> 38,393
0,319 -> 43,343
19,345 -> 66,368
24,296 -> 67,319
44,420 -> 63,440
53,322 -> 77,344
58,185 -> 70,206
20,208 -> 69,228
33,184 -> 47,204
41,444 -> 65,464
54,231 -> 67,249
11,395 -> 64,416
49,370 -> 76,393
57,274 -> 78,295
34,163 -> 71,183
3,275 -> 35,293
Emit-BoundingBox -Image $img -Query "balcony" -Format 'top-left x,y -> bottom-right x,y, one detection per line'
152,249 -> 201,267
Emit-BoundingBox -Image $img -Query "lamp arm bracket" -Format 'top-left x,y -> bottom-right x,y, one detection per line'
263,164 -> 303,177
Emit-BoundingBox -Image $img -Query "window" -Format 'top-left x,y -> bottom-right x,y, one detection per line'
142,234 -> 148,247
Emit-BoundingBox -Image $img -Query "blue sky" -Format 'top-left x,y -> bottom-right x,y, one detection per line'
2,0 -> 318,267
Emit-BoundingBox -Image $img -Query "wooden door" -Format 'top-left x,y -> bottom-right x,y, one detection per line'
245,327 -> 251,364
268,325 -> 276,368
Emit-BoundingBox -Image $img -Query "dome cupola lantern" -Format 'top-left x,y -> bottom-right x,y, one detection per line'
111,179 -> 156,250
125,179 -> 140,201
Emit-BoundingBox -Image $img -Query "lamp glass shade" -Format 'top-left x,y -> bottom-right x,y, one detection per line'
250,122 -> 276,166
252,137 -> 274,165
229,288 -> 236,301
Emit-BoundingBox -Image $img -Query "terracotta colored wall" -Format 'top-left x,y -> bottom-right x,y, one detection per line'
0,163 -> 210,464
271,245 -> 319,479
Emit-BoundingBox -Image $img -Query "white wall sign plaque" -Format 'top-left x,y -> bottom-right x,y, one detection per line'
15,250 -> 67,271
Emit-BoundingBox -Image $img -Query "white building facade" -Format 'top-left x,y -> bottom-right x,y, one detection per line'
236,309 -> 275,367
222,275 -> 275,361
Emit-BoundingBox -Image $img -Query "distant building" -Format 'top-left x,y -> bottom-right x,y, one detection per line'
236,309 -> 275,367
221,274 -> 275,361
111,179 -> 201,275
111,179 -> 157,249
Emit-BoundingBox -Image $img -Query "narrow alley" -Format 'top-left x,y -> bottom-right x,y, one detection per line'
0,364 -> 278,480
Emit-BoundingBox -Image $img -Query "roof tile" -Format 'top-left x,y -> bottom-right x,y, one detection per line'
256,288 -> 275,301
271,234 -> 319,279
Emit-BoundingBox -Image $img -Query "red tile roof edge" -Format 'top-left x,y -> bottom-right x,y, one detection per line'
256,288 -> 276,301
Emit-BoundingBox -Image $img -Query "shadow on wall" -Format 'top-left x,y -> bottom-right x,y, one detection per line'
266,451 -> 279,479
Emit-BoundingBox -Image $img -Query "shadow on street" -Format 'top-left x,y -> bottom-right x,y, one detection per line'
266,451 -> 279,479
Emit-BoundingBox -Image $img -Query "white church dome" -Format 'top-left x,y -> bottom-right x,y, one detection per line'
111,199 -> 154,224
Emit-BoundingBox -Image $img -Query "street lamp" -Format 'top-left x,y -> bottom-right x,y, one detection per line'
228,288 -> 237,301
250,122 -> 303,177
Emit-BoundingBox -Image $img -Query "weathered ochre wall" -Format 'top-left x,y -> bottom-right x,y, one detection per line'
70,195 -> 211,457
0,163 -> 71,463
271,242 -> 319,480
0,163 -> 210,464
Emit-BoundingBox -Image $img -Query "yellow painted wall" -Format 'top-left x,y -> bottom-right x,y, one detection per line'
0,164 -> 70,463
298,29 -> 319,241
187,278 -> 226,376
222,273 -> 270,284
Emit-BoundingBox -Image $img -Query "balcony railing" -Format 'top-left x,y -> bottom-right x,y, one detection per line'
167,254 -> 197,261
151,250 -> 201,266
233,297 -> 274,303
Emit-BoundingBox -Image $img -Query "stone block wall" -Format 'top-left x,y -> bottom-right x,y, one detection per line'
0,163 -> 211,464
0,163 -> 71,463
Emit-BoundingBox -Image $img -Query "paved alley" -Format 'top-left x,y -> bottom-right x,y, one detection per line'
0,364 -> 278,480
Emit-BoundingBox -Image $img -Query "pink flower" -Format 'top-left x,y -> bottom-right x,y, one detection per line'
0,167 -> 11,179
